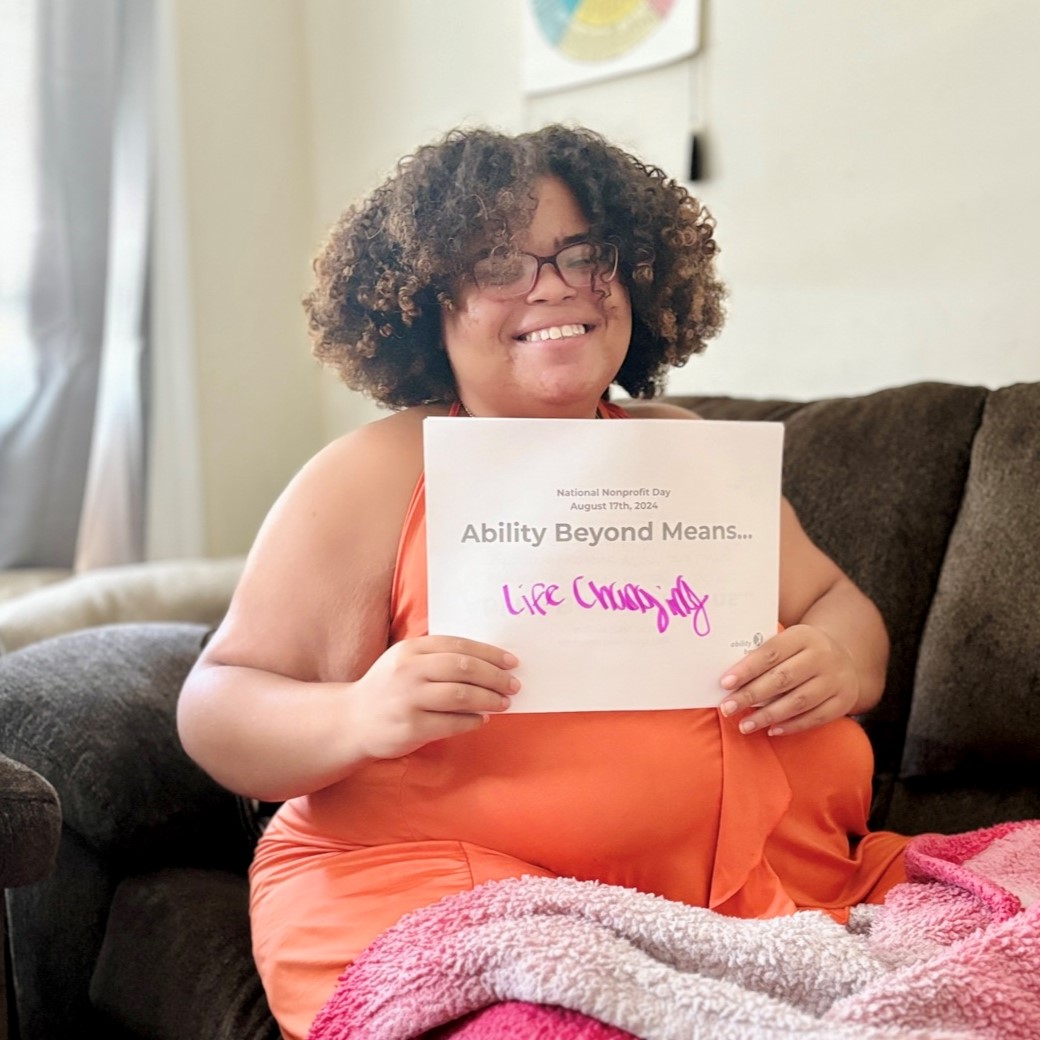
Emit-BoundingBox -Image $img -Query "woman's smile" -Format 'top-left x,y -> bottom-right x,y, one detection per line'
514,322 -> 591,343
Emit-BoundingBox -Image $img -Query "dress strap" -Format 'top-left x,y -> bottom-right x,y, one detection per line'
598,399 -> 629,419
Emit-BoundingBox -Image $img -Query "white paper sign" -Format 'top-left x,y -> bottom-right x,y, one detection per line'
424,418 -> 783,712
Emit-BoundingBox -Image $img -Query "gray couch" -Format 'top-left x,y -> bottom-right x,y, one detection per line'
1,380 -> 1038,1039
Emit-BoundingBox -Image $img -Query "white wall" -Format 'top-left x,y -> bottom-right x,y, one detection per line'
169,0 -> 1040,551
679,0 -> 1040,399
299,0 -> 1040,426
165,0 -> 323,557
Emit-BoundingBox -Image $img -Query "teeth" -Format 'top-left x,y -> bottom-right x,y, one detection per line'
520,323 -> 587,342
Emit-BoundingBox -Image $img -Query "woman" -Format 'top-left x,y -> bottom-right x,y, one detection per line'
177,125 -> 907,1040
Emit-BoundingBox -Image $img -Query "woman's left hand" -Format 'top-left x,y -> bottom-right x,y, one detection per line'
717,624 -> 860,736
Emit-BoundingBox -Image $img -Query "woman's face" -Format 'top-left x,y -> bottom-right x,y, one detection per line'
441,176 -> 632,418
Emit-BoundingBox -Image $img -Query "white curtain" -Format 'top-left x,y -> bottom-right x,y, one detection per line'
0,0 -> 158,571
145,0 -> 205,562
74,0 -> 155,569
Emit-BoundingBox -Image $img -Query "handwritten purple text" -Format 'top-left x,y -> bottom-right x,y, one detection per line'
501,576 -> 711,636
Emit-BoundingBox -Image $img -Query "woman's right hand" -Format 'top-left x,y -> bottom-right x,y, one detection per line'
348,636 -> 520,760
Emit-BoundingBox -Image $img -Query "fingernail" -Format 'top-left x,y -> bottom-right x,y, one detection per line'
502,651 -> 519,667
768,726 -> 784,737
739,719 -> 756,734
508,677 -> 521,693
720,675 -> 738,690
720,699 -> 738,717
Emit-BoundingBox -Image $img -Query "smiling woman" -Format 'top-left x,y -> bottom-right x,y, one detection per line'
176,124 -> 904,1040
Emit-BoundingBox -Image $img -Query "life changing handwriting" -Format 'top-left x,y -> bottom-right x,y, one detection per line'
501,575 -> 710,636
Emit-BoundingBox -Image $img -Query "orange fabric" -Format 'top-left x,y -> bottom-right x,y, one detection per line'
249,400 -> 908,1040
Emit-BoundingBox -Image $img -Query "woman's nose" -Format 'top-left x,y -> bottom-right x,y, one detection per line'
526,259 -> 577,302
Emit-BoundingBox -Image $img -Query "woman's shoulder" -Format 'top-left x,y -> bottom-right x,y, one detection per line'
617,399 -> 701,420
332,402 -> 449,446
256,405 -> 447,548
303,403 -> 448,478
220,407 -> 449,651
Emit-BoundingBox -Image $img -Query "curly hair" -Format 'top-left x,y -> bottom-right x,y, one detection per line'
304,124 -> 726,408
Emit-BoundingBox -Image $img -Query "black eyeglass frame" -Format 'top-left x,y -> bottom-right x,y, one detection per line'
469,240 -> 620,299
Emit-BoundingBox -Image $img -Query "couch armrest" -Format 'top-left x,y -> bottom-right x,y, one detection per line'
0,750 -> 61,888
0,623 -> 256,873
0,557 -> 244,655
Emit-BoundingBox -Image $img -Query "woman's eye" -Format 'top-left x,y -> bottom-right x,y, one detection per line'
560,244 -> 598,271
477,256 -> 524,284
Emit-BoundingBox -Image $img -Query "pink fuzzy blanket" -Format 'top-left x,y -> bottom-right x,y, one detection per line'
308,821 -> 1040,1040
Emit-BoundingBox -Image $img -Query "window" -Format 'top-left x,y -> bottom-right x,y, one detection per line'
0,0 -> 37,428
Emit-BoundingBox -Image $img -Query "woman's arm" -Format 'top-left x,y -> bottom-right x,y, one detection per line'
176,413 -> 518,802
718,498 -> 889,735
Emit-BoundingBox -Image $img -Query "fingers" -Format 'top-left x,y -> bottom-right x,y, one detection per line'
355,636 -> 523,760
747,691 -> 845,737
416,634 -> 519,671
726,676 -> 832,735
719,640 -> 809,719
718,626 -> 858,736
426,677 -> 515,715
386,635 -> 520,716
412,707 -> 491,744
719,633 -> 797,705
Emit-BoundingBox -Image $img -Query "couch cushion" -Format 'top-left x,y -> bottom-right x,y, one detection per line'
883,780 -> 1040,837
671,382 -> 988,786
0,556 -> 244,654
900,382 -> 1040,790
91,868 -> 279,1040
0,623 -> 254,871
5,827 -> 120,1038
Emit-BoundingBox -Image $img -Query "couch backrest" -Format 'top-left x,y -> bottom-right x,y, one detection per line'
890,382 -> 1040,832
672,381 -> 1040,834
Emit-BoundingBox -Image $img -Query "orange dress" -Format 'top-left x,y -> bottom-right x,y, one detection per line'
249,402 -> 908,1040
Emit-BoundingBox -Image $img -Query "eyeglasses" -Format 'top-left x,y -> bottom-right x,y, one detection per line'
470,241 -> 619,300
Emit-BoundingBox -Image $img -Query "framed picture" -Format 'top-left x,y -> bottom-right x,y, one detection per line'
523,0 -> 701,95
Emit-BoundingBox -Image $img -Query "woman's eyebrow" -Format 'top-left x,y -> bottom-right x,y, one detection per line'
471,230 -> 593,260
528,231 -> 591,252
